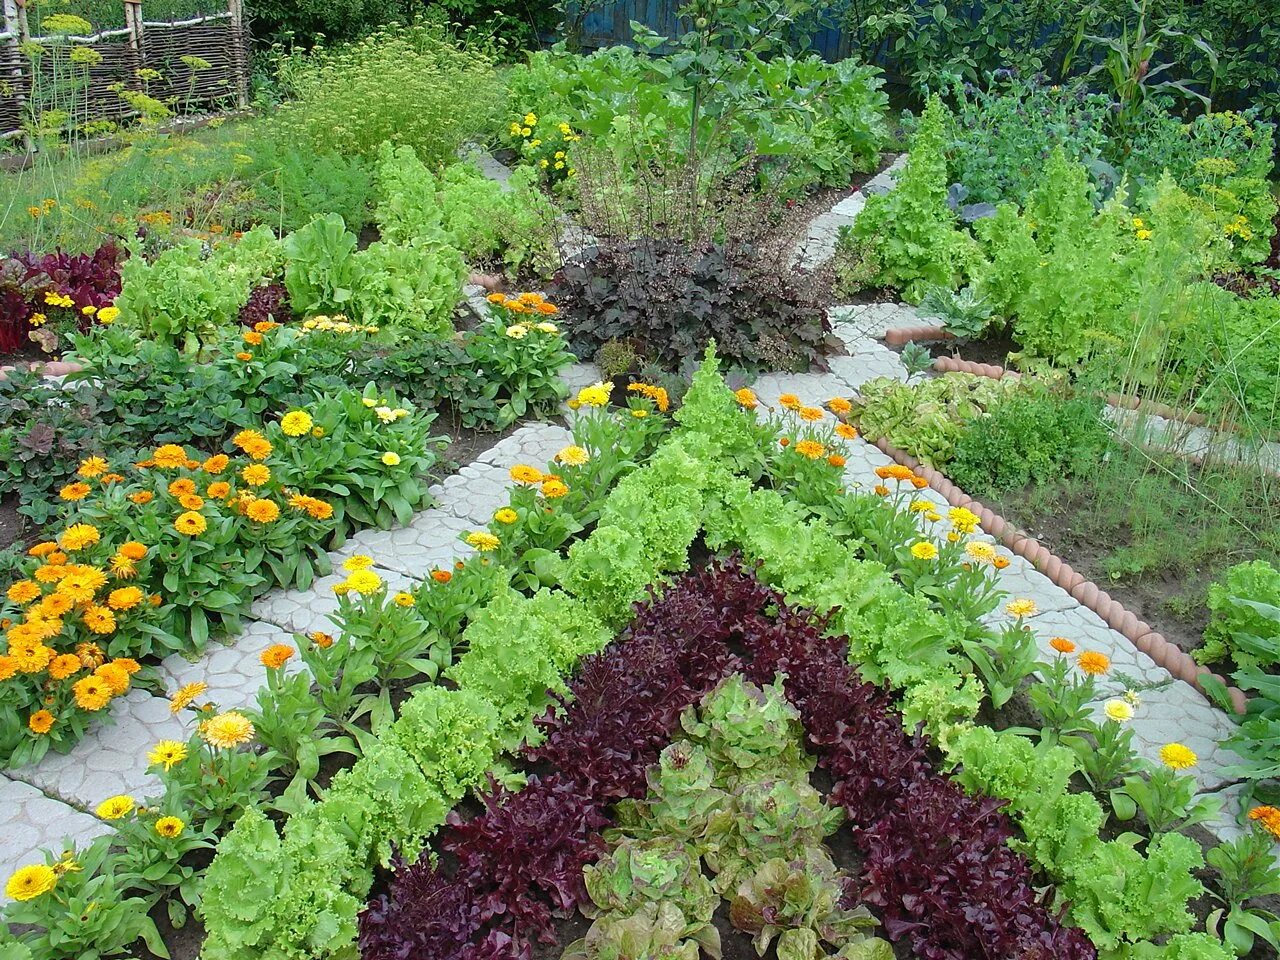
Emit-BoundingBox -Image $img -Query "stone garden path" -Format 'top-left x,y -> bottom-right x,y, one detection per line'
2,161 -> 1269,896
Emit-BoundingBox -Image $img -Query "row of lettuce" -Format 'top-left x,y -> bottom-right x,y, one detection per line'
4,350 -> 1272,958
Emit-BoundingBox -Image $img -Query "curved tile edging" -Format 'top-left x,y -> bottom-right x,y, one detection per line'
867,432 -> 1248,715
0,360 -> 84,381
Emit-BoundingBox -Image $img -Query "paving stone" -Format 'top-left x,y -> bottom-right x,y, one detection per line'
828,342 -> 907,392
830,302 -> 923,343
828,193 -> 867,219
466,147 -> 512,188
8,690 -> 189,812
156,620 -> 303,712
0,776 -> 112,900
863,154 -> 907,196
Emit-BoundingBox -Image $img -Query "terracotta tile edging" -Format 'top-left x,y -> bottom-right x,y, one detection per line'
868,434 -> 1248,715
0,360 -> 84,381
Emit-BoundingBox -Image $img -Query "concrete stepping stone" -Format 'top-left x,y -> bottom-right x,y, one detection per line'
8,690 -> 188,813
0,776 -> 112,900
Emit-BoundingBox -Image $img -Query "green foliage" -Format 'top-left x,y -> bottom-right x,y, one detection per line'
373,145 -> 558,278
948,388 -> 1111,494
387,686 -> 503,803
1199,560 -> 1280,668
1125,933 -> 1236,960
282,213 -> 464,334
445,587 -> 608,743
583,837 -> 718,924
271,20 -> 506,165
282,213 -> 363,316
944,74 -> 1113,207
116,226 -> 280,353
247,0 -> 405,41
836,96 -> 977,302
851,372 -> 1019,466
678,675 -> 811,787
945,726 -> 1208,953
1125,109 -> 1278,267
672,346 -> 768,473
249,144 -> 374,235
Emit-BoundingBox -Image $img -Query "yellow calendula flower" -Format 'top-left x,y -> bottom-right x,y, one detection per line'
575,382 -> 613,408
393,592 -> 415,608
6,864 -> 56,901
910,541 -> 938,561
155,816 -> 185,838
1005,598 -> 1038,618
169,681 -> 207,714
466,531 -> 500,552
1159,743 -> 1197,770
345,569 -> 383,595
280,410 -> 313,437
381,452 -> 401,466
59,523 -> 101,551
494,508 -> 519,524
342,554 -> 374,572
1103,699 -> 1134,723
556,445 -> 590,466
96,795 -> 136,820
947,507 -> 980,534
148,739 -> 188,770
201,711 -> 255,749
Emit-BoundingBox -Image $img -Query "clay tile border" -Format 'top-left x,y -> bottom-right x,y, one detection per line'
868,430 -> 1248,715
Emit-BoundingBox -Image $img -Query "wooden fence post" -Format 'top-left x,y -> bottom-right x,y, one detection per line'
227,0 -> 247,109
123,0 -> 143,84
1,0 -> 32,152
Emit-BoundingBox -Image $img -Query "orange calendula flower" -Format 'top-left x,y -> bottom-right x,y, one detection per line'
107,586 -> 144,611
827,397 -> 852,416
59,482 -> 92,501
28,709 -> 55,734
28,542 -> 59,557
1050,637 -> 1077,654
734,388 -> 758,410
431,569 -> 452,584
246,499 -> 280,523
835,423 -> 858,440
179,494 -> 205,511
827,454 -> 847,468
510,464 -> 544,485
94,661 -> 130,694
82,605 -> 118,635
241,464 -> 270,487
542,478 -> 569,498
169,681 -> 207,713
798,406 -> 825,422
243,331 -> 264,346
168,478 -> 197,497
1076,650 -> 1111,676
309,631 -> 335,649
207,481 -> 231,499
129,491 -> 154,505
48,653 -> 82,680
153,444 -> 189,469
1248,806 -> 1280,841
203,454 -> 230,474
260,644 -> 294,669
794,440 -> 826,459
778,394 -> 801,411
873,484 -> 890,496
72,675 -> 113,711
7,581 -> 41,604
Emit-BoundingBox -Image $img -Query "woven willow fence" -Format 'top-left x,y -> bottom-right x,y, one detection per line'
0,0 -> 248,144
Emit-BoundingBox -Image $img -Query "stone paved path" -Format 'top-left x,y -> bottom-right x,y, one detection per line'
0,418 -> 574,897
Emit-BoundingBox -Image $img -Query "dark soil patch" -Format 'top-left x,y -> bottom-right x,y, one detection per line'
0,494 -> 28,554
0,343 -> 50,366
924,330 -> 1022,370
978,481 -> 1214,658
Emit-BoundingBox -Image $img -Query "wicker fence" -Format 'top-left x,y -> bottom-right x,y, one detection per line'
0,0 -> 248,144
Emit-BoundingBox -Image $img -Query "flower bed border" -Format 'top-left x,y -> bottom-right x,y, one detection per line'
864,428 -> 1248,713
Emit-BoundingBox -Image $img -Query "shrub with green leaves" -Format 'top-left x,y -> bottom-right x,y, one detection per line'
249,144 -> 374,234
835,95 -> 978,302
271,19 -> 506,165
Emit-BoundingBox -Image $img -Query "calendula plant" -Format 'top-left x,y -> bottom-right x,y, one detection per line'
0,521 -> 166,767
1206,823 -> 1280,956
244,643 -> 358,813
961,621 -> 1041,710
1110,755 -> 1222,835
468,294 -> 573,428
1063,714 -> 1143,792
158,692 -> 272,832
102,797 -> 214,928
266,384 -> 445,539
325,559 -> 455,735
2,837 -> 166,959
